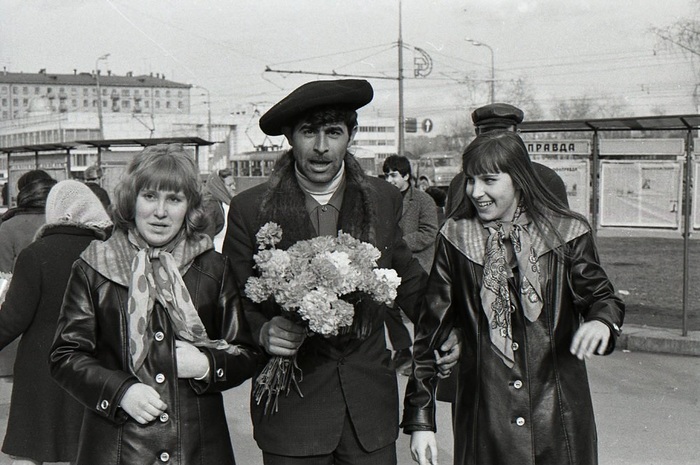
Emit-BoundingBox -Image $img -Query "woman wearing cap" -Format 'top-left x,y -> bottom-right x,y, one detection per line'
403,131 -> 624,465
50,144 -> 260,465
0,180 -> 112,465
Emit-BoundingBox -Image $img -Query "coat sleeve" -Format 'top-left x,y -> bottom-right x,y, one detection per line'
49,261 -> 137,424
222,193 -> 269,347
189,255 -> 263,394
567,232 -> 625,353
0,246 -> 41,348
401,234 -> 456,432
402,193 -> 438,254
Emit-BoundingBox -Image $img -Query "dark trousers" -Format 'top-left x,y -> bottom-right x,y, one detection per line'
262,412 -> 397,465
384,305 -> 412,351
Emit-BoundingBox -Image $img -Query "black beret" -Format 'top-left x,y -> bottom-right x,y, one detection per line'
471,103 -> 524,133
259,79 -> 374,136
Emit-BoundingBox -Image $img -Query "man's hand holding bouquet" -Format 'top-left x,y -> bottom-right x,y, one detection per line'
245,222 -> 401,413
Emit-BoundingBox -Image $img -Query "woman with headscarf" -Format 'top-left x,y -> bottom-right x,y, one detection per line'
202,168 -> 235,252
0,180 -> 112,465
49,144 -> 260,465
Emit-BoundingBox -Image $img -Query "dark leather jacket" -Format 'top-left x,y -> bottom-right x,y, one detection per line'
50,249 -> 261,465
402,217 -> 624,465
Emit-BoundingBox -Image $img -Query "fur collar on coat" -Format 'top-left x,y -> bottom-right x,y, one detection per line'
257,150 -> 376,249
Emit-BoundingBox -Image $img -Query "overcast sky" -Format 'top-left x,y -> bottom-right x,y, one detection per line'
1,0 -> 697,131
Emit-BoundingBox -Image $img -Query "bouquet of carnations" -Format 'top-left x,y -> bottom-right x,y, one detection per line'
0,272 -> 11,306
245,222 -> 402,413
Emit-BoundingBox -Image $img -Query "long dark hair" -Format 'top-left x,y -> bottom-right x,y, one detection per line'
454,131 -> 589,252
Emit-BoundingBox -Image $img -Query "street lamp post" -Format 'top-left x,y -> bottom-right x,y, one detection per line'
95,53 -> 110,140
465,38 -> 495,104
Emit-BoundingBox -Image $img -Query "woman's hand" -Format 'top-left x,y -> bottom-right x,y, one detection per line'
260,316 -> 306,356
119,383 -> 167,424
434,328 -> 461,378
570,320 -> 611,360
411,431 -> 439,465
175,340 -> 210,379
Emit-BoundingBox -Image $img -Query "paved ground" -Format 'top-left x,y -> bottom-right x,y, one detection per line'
0,327 -> 698,465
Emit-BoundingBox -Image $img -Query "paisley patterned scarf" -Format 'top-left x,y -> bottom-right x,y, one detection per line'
481,208 -> 542,368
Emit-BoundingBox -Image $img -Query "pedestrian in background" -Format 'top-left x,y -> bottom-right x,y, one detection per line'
0,180 -> 112,465
202,168 -> 235,252
425,186 -> 446,227
50,144 -> 260,465
0,170 -> 56,273
403,131 -> 624,465
382,154 -> 439,375
83,164 -> 112,210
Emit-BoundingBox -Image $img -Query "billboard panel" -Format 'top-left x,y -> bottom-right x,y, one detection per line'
599,161 -> 682,228
534,159 -> 590,218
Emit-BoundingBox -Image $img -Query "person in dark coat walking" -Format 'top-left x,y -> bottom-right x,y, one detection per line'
0,171 -> 57,378
50,145 -> 261,465
223,79 -> 459,465
403,131 -> 624,465
0,179 -> 112,465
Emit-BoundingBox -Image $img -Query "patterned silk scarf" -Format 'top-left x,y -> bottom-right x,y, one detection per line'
83,228 -> 238,375
481,208 -> 542,368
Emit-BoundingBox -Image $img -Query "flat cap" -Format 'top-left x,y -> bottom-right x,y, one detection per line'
471,103 -> 524,133
259,79 -> 374,136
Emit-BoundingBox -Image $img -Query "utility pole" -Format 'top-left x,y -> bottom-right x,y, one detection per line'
466,38 -> 495,104
95,53 -> 110,140
397,0 -> 405,157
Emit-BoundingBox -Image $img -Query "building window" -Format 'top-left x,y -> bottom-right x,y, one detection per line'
178,90 -> 183,97
35,87 -> 41,94
155,90 -> 160,97
178,101 -> 183,110
22,86 -> 28,94
84,99 -> 89,107
13,98 -> 18,106
155,101 -> 160,109
1,86 -> 7,95
23,98 -> 29,105
145,100 -> 150,108
72,99 -> 77,107
166,101 -> 171,109
145,89 -> 150,97
71,87 -> 78,95
83,88 -> 89,96
122,100 -> 131,109
122,89 -> 130,97
166,90 -> 171,97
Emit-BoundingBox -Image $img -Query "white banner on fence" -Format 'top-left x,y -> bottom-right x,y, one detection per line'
599,161 -> 682,228
533,159 -> 590,217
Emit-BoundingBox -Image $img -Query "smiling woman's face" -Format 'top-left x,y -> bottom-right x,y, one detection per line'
134,188 -> 188,246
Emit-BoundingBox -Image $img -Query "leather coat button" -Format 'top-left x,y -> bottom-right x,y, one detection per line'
159,412 -> 169,422
159,451 -> 170,462
515,416 -> 526,426
511,342 -> 519,351
513,380 -> 523,389
155,373 -> 166,384
216,368 -> 224,378
100,399 -> 109,410
154,331 -> 165,342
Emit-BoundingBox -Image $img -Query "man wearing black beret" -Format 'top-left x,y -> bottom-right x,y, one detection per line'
444,103 -> 569,217
223,79 -> 459,464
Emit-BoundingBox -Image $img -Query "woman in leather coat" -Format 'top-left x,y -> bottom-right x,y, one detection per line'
402,131 -> 624,465
50,144 -> 261,465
